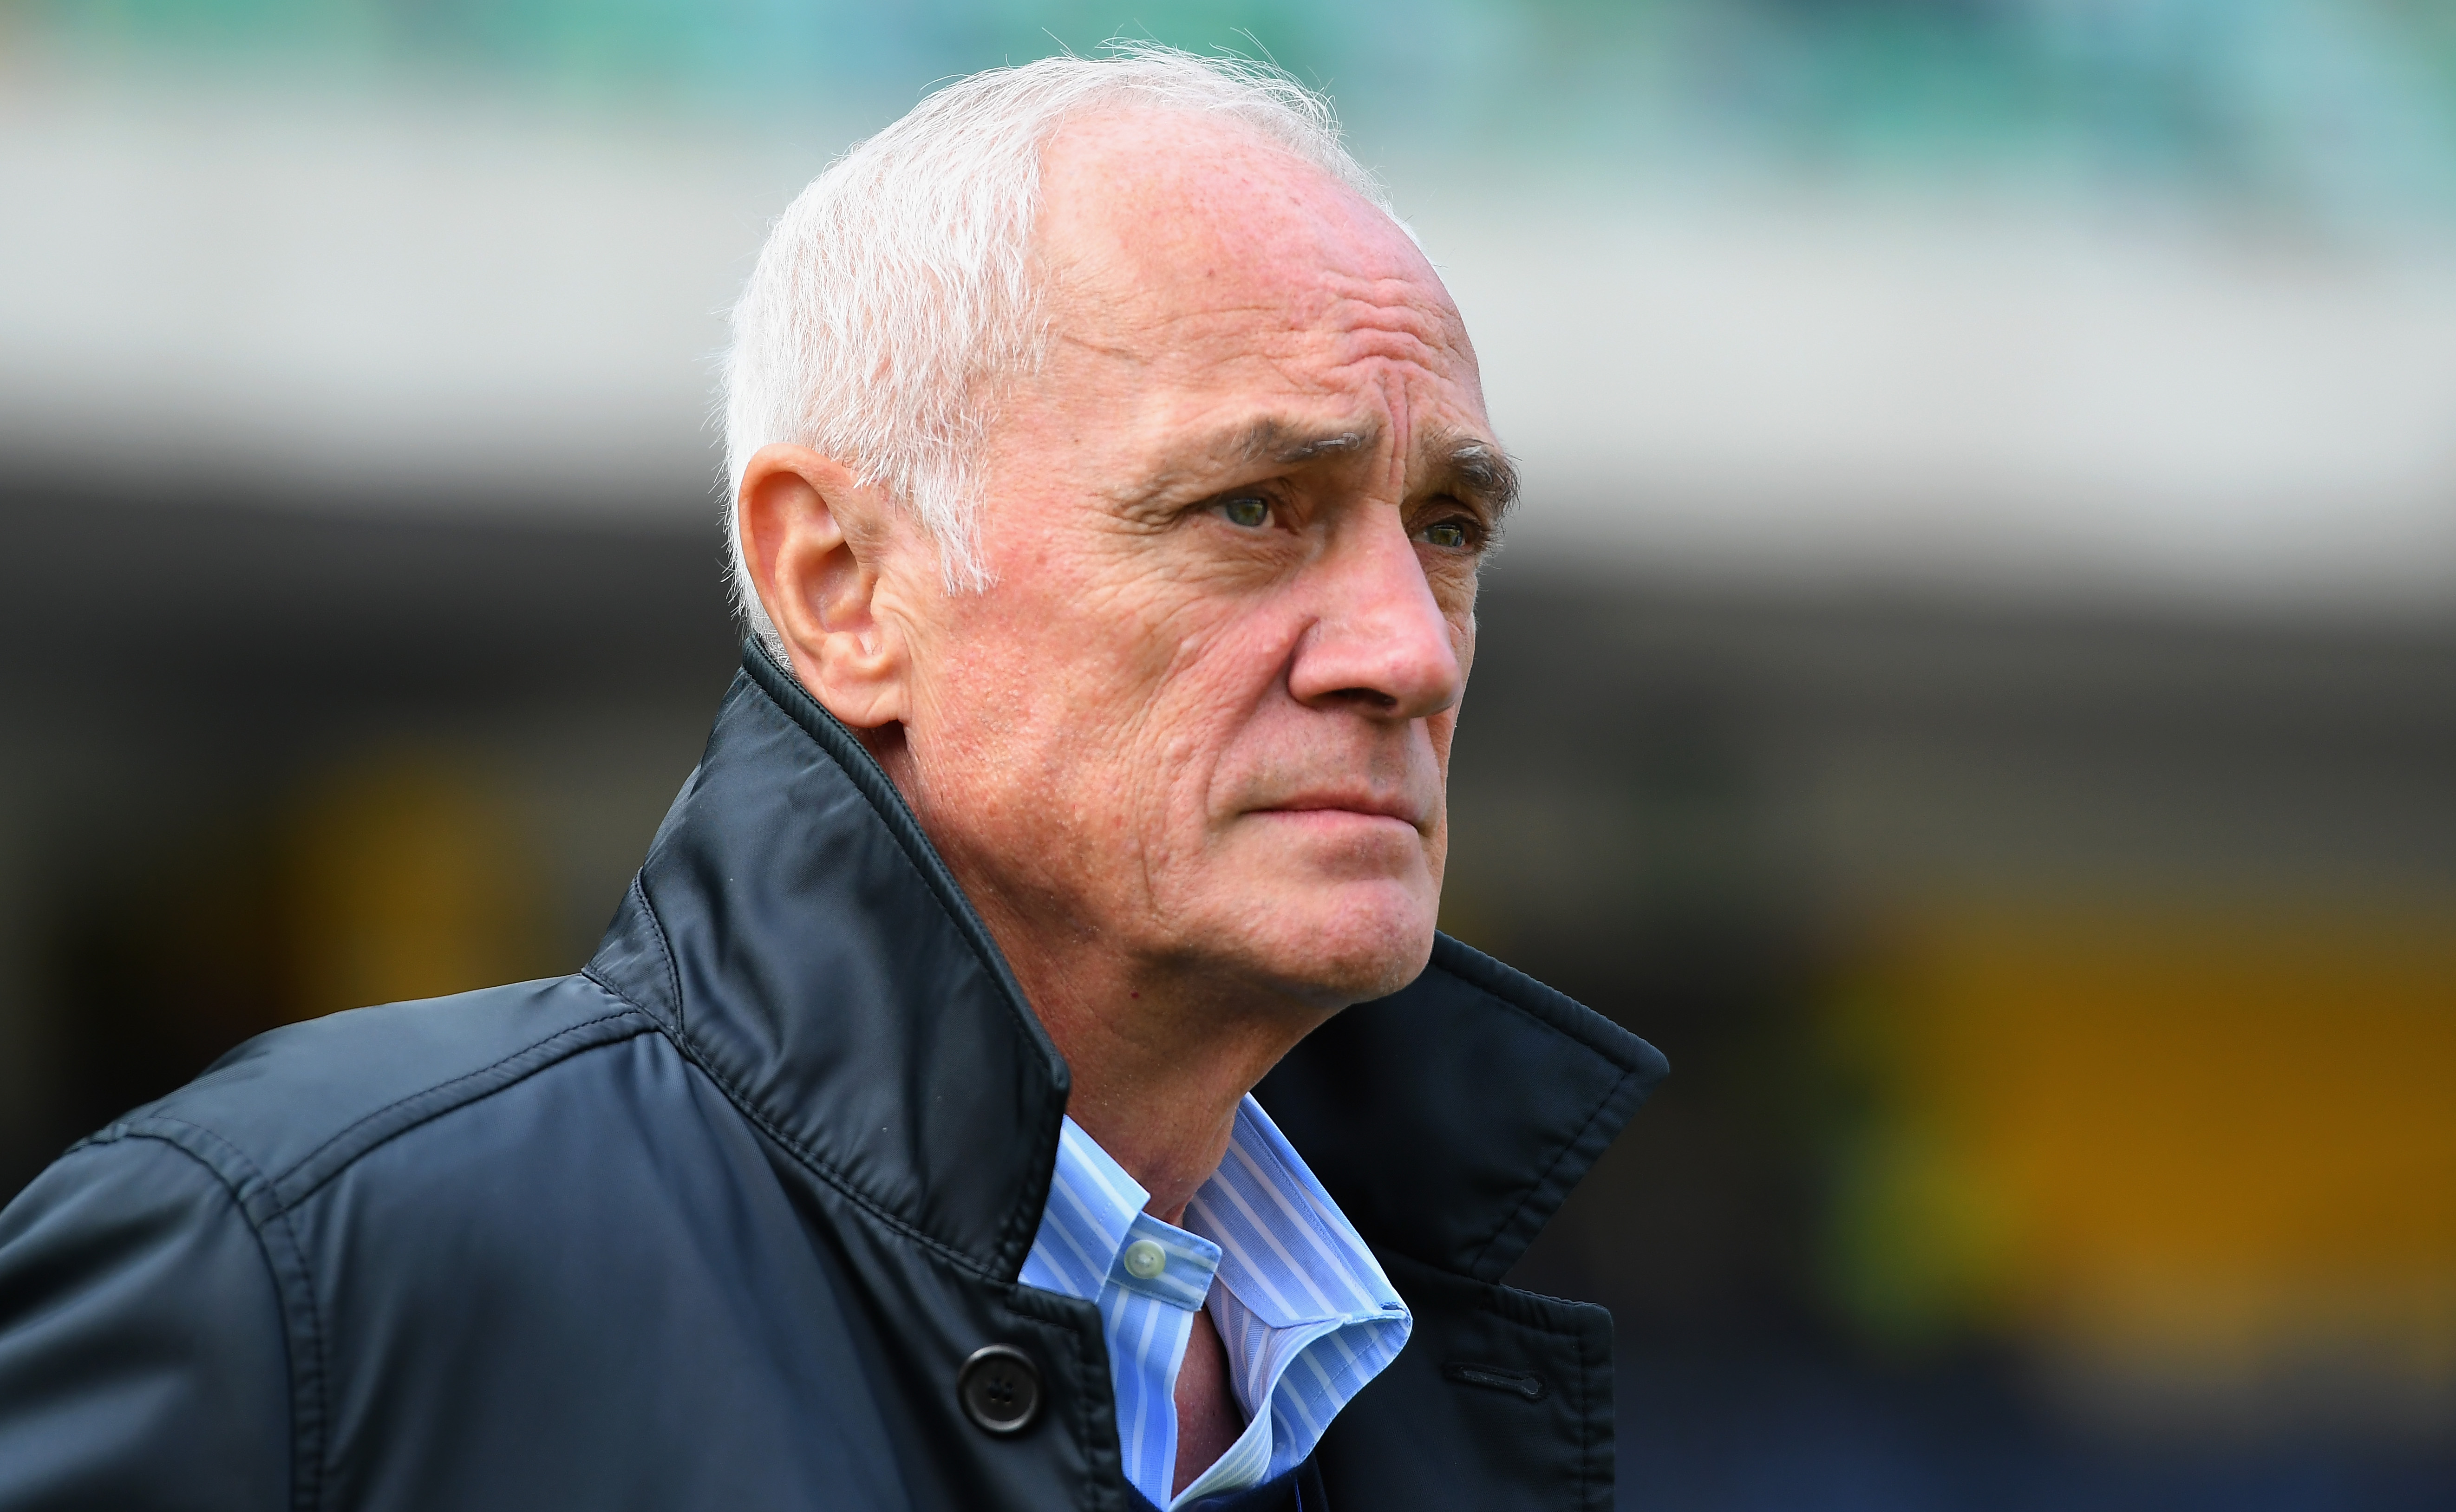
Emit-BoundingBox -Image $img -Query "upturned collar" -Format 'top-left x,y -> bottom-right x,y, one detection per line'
587,641 -> 1665,1283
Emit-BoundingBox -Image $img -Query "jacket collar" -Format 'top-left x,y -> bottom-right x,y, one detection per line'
588,642 -> 1666,1284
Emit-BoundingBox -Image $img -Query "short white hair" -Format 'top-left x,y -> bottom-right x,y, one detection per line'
721,43 -> 1399,659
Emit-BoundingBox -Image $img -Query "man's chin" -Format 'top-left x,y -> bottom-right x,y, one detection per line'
1227,878 -> 1439,1009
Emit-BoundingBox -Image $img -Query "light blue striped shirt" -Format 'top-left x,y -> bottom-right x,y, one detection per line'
1019,1097 -> 1411,1509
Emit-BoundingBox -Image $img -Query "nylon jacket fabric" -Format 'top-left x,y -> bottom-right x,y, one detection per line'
0,642 -> 1668,1512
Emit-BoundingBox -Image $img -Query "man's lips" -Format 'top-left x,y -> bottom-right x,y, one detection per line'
1245,794 -> 1430,830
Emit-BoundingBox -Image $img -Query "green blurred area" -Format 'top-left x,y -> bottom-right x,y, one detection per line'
15,0 -> 2456,224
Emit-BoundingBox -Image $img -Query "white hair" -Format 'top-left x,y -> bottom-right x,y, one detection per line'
720,43 -> 1399,660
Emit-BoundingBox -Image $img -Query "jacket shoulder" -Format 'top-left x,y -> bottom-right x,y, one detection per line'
94,974 -> 661,1212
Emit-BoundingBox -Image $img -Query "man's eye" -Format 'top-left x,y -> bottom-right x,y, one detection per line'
1217,495 -> 1272,529
1419,519 -> 1473,549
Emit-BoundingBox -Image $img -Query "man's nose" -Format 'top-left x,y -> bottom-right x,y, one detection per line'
1285,507 -> 1465,721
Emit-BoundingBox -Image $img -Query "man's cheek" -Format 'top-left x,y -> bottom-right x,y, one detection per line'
1446,600 -> 1477,658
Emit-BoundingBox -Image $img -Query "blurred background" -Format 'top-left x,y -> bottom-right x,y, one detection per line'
2,2 -> 2453,1506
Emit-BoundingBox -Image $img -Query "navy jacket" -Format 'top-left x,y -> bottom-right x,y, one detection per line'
0,644 -> 1666,1511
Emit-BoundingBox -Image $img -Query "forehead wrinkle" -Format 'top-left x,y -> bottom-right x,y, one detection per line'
1326,289 -> 1461,348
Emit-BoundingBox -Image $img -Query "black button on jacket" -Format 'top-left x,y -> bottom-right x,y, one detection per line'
0,645 -> 1667,1511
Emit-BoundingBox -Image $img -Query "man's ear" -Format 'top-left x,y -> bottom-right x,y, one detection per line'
736,443 -> 912,729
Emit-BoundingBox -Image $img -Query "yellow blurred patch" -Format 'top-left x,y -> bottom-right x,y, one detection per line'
278,754 -> 556,1019
1829,899 -> 2456,1428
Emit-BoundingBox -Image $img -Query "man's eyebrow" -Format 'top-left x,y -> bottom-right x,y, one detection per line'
1428,434 -> 1521,517
1134,416 -> 1515,514
1121,417 -> 1379,514
1234,417 -> 1378,466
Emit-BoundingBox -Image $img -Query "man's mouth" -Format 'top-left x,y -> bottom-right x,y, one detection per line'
1248,792 -> 1430,830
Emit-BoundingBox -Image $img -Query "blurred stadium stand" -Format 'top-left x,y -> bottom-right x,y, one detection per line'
2,3 -> 2453,1506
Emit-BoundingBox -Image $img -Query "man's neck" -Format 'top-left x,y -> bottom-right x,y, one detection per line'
1010,945 -> 1332,1221
872,728 -> 1337,1219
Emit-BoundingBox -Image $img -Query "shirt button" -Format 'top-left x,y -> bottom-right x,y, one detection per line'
1123,1238 -> 1168,1279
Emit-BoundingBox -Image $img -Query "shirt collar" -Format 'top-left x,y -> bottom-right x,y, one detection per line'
1027,1116 -> 1224,1310
1184,1099 -> 1403,1330
1026,1099 -> 1405,1326
1022,1097 -> 1410,1506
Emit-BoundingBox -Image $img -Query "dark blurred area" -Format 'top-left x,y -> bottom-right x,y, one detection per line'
0,482 -> 737,1180
1468,579 -> 2456,1508
4,3 -> 2454,1508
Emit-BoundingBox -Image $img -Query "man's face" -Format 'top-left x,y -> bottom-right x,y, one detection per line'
891,111 -> 1508,1013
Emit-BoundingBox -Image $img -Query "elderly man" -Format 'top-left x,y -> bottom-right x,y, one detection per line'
0,48 -> 1662,1512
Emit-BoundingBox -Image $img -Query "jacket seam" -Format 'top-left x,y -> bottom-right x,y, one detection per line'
1415,940 -> 1664,1284
1476,1289 -> 1609,1340
581,967 -> 1006,1284
736,645 -> 1066,1274
112,1121 -> 332,1512
1476,989 -> 1626,1069
1003,1284 -> 1123,1512
260,1000 -> 656,1210
619,870 -> 686,1032
1439,1269 -> 1615,1509
1479,1275 -> 1610,1510
1430,938 -> 1659,1078
1389,1252 -> 1607,1340
1596,1313 -> 1613,1512
1585,1288 -> 1611,1512
1585,1282 -> 1602,1510
574,874 -> 678,1030
1461,1057 -> 1640,1282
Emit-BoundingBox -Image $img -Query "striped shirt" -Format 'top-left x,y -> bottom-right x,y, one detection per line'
1019,1097 -> 1411,1509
